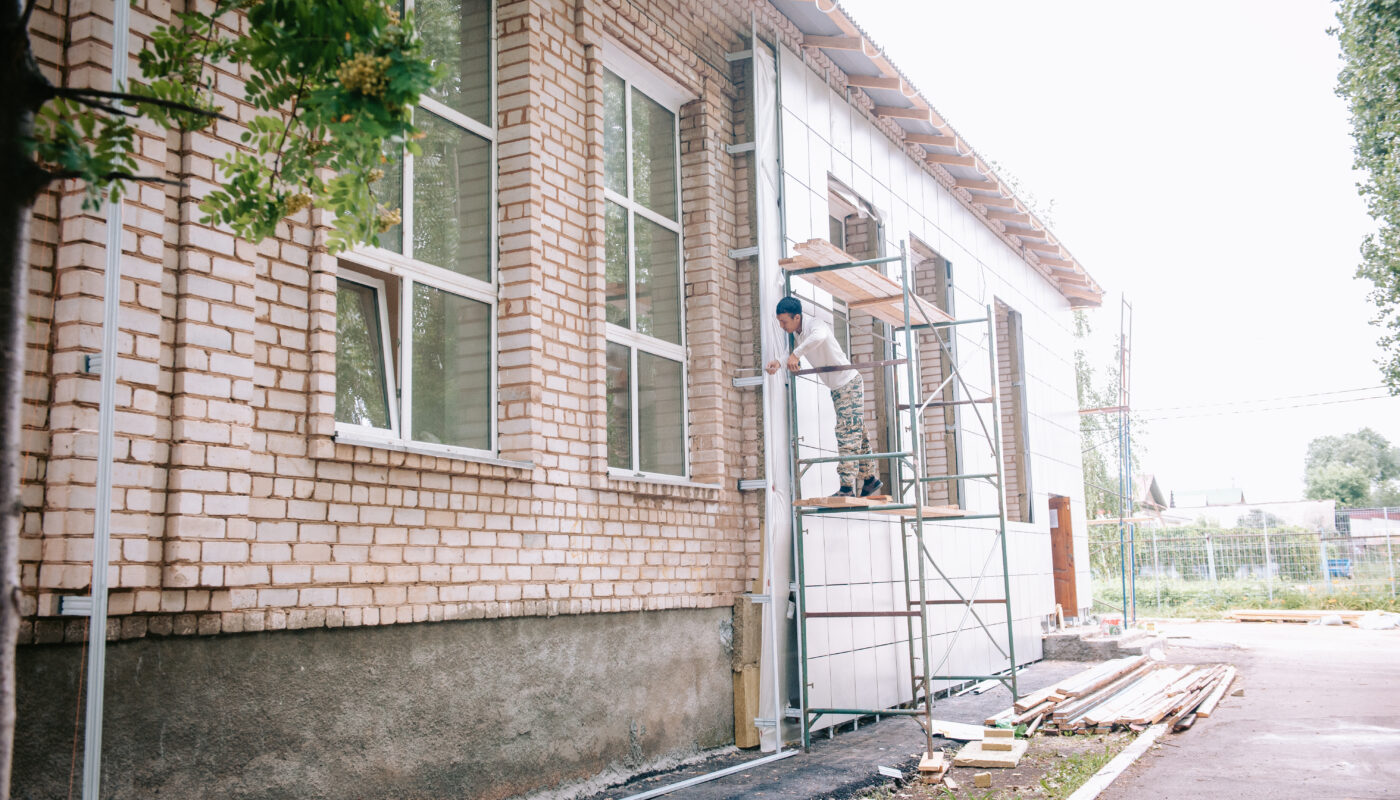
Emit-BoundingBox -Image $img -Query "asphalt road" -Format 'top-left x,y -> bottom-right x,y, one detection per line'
1100,619 -> 1400,800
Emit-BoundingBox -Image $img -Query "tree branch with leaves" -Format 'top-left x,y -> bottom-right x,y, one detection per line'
1335,0 -> 1400,395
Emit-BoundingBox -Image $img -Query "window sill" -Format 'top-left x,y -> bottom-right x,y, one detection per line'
331,431 -> 534,472
604,468 -> 724,498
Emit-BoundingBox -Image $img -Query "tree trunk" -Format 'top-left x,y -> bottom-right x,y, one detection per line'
1,2 -> 56,796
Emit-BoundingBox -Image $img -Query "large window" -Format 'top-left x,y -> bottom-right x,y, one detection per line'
996,299 -> 1033,523
603,54 -> 687,477
334,0 -> 496,457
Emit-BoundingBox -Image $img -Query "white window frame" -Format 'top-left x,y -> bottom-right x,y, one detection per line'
602,41 -> 692,480
335,0 -> 499,461
335,269 -> 400,442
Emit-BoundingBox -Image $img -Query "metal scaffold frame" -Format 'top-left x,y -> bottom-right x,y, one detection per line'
783,241 -> 1018,755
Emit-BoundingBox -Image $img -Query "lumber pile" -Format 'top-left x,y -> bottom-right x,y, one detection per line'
1228,609 -> 1365,624
985,657 -> 1237,735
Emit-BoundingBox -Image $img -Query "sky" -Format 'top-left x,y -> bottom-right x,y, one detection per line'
839,0 -> 1400,503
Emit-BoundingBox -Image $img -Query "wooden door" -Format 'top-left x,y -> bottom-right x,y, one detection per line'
1049,495 -> 1078,613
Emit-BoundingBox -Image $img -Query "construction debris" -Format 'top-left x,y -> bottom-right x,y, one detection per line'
985,656 -> 1238,735
973,772 -> 992,788
952,738 -> 1029,768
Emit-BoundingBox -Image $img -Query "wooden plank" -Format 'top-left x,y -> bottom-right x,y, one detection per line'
846,74 -> 902,91
1009,227 -> 1049,240
925,152 -> 976,167
1228,609 -> 1365,623
984,726 -> 1015,739
803,34 -> 863,50
917,751 -> 947,773
969,195 -> 1017,208
955,177 -> 1001,191
982,738 -> 1014,751
1195,666 -> 1237,718
875,105 -> 933,122
733,665 -> 761,748
953,739 -> 1028,768
793,496 -> 875,508
905,133 -> 958,147
986,210 -> 1031,223
929,719 -> 987,741
1023,240 -> 1062,254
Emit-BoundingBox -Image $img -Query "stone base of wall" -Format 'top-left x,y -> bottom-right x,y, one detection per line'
16,608 -> 734,800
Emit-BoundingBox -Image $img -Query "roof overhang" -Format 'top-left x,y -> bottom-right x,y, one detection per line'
769,0 -> 1105,307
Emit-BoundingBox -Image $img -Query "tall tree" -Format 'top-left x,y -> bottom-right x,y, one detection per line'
1335,0 -> 1400,393
1075,310 -> 1143,518
1303,427 -> 1400,507
0,1 -> 438,794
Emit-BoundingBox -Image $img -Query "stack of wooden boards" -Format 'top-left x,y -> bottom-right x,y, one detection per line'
985,655 -> 1237,735
1228,608 -> 1365,625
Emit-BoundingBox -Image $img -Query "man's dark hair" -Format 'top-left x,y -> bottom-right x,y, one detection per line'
775,297 -> 802,317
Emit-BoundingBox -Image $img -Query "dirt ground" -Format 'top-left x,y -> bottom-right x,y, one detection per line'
865,731 -> 1133,799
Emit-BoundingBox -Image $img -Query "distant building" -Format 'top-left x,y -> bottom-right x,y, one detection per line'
1173,487 -> 1247,507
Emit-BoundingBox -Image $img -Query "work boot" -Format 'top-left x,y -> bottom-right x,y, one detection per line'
859,476 -> 883,497
830,485 -> 855,498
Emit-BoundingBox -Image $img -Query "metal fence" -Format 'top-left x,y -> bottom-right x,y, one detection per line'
1089,507 -> 1400,617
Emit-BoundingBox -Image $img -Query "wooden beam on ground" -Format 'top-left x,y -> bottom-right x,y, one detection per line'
926,152 -> 976,167
905,133 -> 958,147
875,105 -> 932,121
846,74 -> 902,90
803,34 -> 863,50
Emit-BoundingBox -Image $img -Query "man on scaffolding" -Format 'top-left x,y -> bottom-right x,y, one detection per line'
766,296 -> 882,499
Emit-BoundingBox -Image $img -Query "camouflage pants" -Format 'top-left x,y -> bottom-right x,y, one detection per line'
830,374 -> 876,486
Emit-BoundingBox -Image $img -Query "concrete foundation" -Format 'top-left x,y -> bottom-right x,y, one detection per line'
15,608 -> 734,800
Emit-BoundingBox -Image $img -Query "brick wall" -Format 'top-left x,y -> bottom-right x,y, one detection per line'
19,0 -> 772,644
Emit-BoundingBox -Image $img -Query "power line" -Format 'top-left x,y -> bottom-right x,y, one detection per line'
1137,392 -> 1396,422
1133,386 -> 1388,414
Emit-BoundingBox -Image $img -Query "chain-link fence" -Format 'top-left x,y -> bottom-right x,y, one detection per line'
1089,507 -> 1400,617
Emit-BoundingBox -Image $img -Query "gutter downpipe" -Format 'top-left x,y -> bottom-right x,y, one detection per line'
82,0 -> 131,796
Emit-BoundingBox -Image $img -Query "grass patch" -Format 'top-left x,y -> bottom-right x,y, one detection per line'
1037,738 -> 1127,800
1093,580 -> 1400,618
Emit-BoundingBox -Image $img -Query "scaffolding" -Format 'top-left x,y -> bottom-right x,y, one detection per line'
781,238 -> 1018,755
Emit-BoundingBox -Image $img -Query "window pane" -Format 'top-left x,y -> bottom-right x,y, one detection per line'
637,352 -> 683,475
412,109 -> 491,282
634,215 -> 680,343
335,279 -> 392,429
630,88 -> 677,219
372,150 -> 405,254
605,201 -> 630,327
411,284 -> 491,449
606,342 -> 632,469
603,69 -> 626,196
418,0 -> 492,124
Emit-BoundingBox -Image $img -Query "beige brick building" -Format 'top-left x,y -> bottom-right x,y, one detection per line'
16,1 -> 1102,798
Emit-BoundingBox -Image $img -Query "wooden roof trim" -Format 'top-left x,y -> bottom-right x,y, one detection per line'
788,0 -> 1103,306
925,152 -> 975,167
802,34 -> 863,50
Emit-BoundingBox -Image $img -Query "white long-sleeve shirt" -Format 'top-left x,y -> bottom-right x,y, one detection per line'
786,318 -> 858,390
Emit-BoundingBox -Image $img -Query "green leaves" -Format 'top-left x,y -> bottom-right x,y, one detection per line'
1303,427 -> 1400,507
1335,1 -> 1400,393
26,0 -> 441,253
29,97 -> 139,210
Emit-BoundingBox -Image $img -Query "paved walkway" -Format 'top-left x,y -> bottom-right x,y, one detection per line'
578,661 -> 1087,800
1100,620 -> 1400,800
